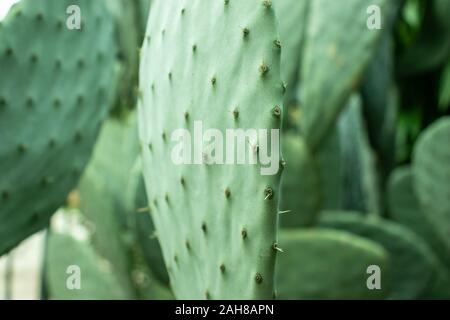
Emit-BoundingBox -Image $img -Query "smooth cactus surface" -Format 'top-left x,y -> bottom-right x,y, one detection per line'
130,173 -> 169,286
412,117 -> 450,248
277,228 -> 390,300
139,0 -> 284,299
280,134 -> 320,227
78,113 -> 171,299
387,166 -> 450,269
339,95 -> 381,215
0,0 -> 118,255
46,233 -> 125,300
314,124 -> 343,210
319,212 -> 439,299
78,114 -> 142,298
299,0 -> 387,150
360,24 -> 396,179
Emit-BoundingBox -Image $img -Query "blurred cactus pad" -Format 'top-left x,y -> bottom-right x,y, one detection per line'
0,0 -> 450,300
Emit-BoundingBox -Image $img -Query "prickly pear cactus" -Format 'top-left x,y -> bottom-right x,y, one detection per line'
273,0 -> 309,101
387,166 -> 450,299
46,233 -> 126,300
339,95 -> 381,215
277,228 -> 390,300
78,113 -> 171,299
299,0 -> 387,149
314,124 -> 343,210
130,172 -> 169,287
412,117 -> 450,248
106,0 -> 151,115
387,166 -> 450,269
139,0 -> 284,299
360,20 -> 397,179
319,212 -> 439,299
78,114 -> 142,298
280,134 -> 320,227
0,0 -> 118,255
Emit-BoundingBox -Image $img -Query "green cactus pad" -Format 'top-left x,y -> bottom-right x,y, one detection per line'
314,124 -> 342,210
0,0 -> 118,255
319,212 -> 439,299
106,0 -> 151,115
139,0 -> 284,299
280,134 -> 320,227
46,233 -> 125,300
339,95 -> 381,215
273,0 -> 309,95
360,30 -> 396,179
299,0 -> 387,149
79,113 -> 170,297
277,229 -> 390,300
78,113 -> 142,298
131,172 -> 169,286
412,117 -> 450,248
387,166 -> 450,269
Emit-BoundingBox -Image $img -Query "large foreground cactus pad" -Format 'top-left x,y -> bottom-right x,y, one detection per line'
139,0 -> 284,299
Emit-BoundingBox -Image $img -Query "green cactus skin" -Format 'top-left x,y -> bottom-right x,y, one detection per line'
387,166 -> 450,269
139,0 -> 283,299
277,228 -> 390,300
387,166 -> 450,299
0,0 -> 118,255
314,123 -> 343,211
440,61 -> 450,111
107,0 -> 151,116
78,113 -> 171,299
319,212 -> 439,299
273,0 -> 309,105
78,113 -> 142,299
280,134 -> 320,227
131,173 -> 169,287
279,124 -> 344,228
137,0 -> 152,35
400,0 -> 450,75
46,233 -> 126,300
298,0 -> 387,150
339,95 -> 381,215
412,117 -> 450,249
360,30 -> 397,181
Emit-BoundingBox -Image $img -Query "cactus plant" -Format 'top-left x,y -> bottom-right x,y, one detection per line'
138,0 -> 284,299
78,112 -> 170,299
387,166 -> 450,269
130,171 -> 169,286
46,232 -> 126,300
279,134 -> 320,227
412,117 -> 450,248
319,212 -> 440,299
360,28 -> 397,181
298,0 -> 387,150
106,0 -> 151,116
272,0 -> 309,105
339,95 -> 381,215
314,124 -> 343,211
0,0 -> 118,255
277,228 -> 390,299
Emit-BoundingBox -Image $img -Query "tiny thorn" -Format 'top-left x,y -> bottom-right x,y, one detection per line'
272,243 -> 284,253
278,210 -> 291,215
137,207 -> 150,213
